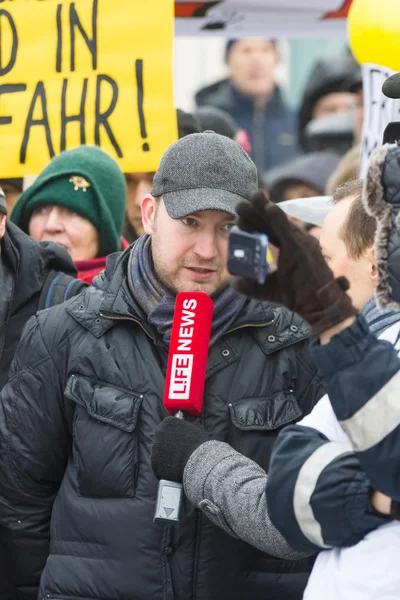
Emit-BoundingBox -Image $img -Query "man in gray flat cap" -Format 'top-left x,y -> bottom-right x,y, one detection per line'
0,132 -> 321,600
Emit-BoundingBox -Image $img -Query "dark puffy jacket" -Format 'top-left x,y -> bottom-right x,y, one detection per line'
195,79 -> 299,171
0,221 -> 78,389
0,247 -> 322,600
267,316 -> 397,556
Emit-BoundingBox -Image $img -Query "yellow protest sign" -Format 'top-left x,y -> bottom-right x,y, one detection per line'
0,0 -> 177,177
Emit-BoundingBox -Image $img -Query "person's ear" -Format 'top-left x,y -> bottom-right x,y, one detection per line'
367,246 -> 377,281
141,195 -> 157,235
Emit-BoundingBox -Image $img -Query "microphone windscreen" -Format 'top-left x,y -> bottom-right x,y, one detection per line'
164,292 -> 214,416
382,73 -> 400,99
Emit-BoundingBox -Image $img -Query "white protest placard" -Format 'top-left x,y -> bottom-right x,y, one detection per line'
359,64 -> 400,177
174,0 -> 351,36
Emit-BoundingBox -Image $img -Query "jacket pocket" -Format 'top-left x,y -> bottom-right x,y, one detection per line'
229,391 -> 302,431
65,374 -> 143,498
228,392 -> 303,471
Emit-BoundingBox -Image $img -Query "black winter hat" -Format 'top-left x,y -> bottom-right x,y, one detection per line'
176,109 -> 201,138
195,106 -> 239,139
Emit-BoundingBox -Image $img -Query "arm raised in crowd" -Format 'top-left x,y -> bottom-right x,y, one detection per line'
233,191 -> 400,517
310,315 -> 400,502
0,315 -> 72,599
266,395 -> 392,552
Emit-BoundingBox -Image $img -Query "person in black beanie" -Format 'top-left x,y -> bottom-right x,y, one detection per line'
195,38 -> 299,171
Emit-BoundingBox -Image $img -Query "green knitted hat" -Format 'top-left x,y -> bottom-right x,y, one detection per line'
11,145 -> 126,257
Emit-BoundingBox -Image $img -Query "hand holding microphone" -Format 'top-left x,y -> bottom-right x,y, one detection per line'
152,291 -> 213,525
152,418 -> 210,483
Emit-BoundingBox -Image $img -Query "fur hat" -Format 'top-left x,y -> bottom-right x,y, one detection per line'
362,143 -> 400,309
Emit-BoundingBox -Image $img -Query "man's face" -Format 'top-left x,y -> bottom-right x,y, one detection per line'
312,92 -> 357,120
320,196 -> 375,311
125,172 -> 155,236
142,197 -> 235,296
227,39 -> 277,99
0,182 -> 21,215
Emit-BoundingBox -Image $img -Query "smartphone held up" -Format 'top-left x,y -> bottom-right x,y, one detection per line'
227,226 -> 269,285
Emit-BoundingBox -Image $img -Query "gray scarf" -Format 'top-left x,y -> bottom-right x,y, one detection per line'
127,234 -> 247,347
361,295 -> 400,338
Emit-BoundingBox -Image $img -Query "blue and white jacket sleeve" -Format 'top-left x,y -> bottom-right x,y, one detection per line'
310,315 -> 400,499
267,394 -> 391,553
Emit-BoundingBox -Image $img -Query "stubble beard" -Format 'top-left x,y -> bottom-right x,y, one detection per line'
150,248 -> 232,298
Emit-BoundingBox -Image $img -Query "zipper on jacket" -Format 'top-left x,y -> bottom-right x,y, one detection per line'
226,318 -> 274,335
100,313 -> 274,339
99,312 -> 154,340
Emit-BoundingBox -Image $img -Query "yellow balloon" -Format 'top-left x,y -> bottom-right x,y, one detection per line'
348,0 -> 400,70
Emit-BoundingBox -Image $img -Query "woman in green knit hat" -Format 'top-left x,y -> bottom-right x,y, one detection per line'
11,145 -> 128,283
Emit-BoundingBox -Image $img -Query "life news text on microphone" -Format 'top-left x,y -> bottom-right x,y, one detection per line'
154,292 -> 214,525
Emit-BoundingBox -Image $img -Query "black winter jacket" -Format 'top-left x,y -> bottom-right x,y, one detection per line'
195,79 -> 299,171
0,247 -> 322,600
0,221 -> 77,390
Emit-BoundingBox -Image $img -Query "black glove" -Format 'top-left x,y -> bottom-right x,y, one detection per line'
151,417 -> 210,483
233,190 -> 357,337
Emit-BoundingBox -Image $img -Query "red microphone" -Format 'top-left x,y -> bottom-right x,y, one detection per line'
154,292 -> 214,526
164,292 -> 214,417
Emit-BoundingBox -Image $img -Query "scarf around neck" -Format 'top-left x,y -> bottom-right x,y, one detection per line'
361,295 -> 400,338
127,234 -> 247,347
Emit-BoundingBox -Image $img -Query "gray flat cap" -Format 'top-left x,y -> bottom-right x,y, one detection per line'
151,131 -> 258,218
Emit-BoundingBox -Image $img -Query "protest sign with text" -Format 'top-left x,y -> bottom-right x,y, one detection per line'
174,0 -> 351,36
0,0 -> 176,177
359,64 -> 400,177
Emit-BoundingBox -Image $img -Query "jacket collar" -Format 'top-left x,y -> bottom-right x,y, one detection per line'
89,246 -> 309,346
196,78 -> 285,117
228,82 -> 285,116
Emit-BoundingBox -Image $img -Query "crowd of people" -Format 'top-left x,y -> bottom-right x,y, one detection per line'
0,36 -> 398,600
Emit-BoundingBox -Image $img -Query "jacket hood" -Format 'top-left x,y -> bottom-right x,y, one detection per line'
298,55 -> 360,149
3,221 -> 77,311
266,151 -> 340,201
